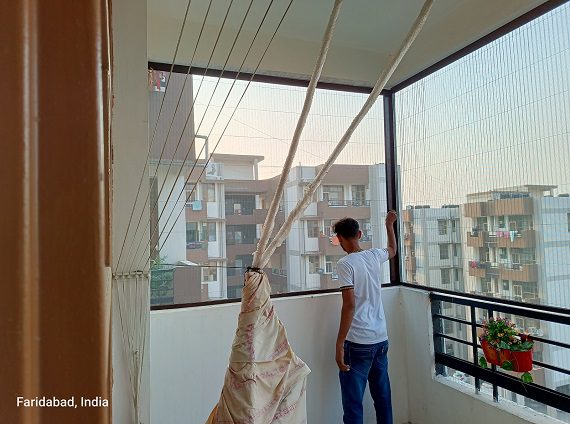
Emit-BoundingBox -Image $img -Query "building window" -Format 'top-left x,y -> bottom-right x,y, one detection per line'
453,244 -> 459,257
454,268 -> 460,282
351,185 -> 366,205
361,219 -> 372,241
502,280 -> 510,291
498,248 -> 508,261
439,244 -> 449,260
227,224 -> 256,245
324,219 -> 334,237
440,269 -> 451,284
207,222 -> 217,242
203,183 -> 216,202
438,220 -> 448,235
202,262 -> 218,282
567,213 -> 570,232
186,222 -> 199,243
444,320 -> 454,334
513,281 -> 539,300
451,220 -> 456,233
308,256 -> 320,274
225,193 -> 255,216
307,220 -> 320,238
323,185 -> 344,202
325,255 -> 343,275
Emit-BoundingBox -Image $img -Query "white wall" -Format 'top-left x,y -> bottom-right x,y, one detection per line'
223,163 -> 254,180
111,0 -> 150,421
150,288 -> 409,424
157,170 -> 187,264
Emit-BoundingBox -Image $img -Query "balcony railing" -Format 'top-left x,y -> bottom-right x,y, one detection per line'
186,241 -> 207,250
431,292 -> 570,414
323,199 -> 371,207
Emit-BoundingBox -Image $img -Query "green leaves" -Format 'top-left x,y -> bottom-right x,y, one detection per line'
501,360 -> 514,371
479,357 -> 488,368
499,341 -> 511,350
521,372 -> 534,383
510,340 -> 534,351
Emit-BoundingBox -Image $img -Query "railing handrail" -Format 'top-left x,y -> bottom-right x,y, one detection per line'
429,291 -> 570,325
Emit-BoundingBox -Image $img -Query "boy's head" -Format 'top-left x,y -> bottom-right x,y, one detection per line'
333,218 -> 362,252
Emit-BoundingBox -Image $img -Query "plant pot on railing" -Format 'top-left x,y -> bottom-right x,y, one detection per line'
481,339 -> 533,372
479,317 -> 534,382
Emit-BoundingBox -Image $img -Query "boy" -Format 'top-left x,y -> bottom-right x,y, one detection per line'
333,211 -> 398,424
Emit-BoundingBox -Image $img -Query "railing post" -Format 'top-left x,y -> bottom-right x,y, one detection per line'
488,308 -> 499,402
470,306 -> 481,392
431,298 -> 446,376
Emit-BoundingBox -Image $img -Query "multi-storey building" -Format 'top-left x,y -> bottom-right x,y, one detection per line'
464,185 -> 570,401
402,205 -> 467,368
402,205 -> 464,291
182,156 -> 392,301
284,164 -> 390,291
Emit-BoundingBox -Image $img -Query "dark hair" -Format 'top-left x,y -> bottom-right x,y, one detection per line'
333,217 -> 360,239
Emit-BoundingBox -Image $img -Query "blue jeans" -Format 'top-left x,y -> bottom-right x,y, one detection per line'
339,340 -> 392,424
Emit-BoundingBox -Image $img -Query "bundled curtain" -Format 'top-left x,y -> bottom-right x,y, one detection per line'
206,270 -> 310,423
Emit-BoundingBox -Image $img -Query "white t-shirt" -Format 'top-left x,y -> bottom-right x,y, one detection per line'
337,248 -> 390,344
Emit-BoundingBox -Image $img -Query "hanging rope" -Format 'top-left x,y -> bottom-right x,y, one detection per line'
253,0 -> 344,267
115,0 -> 193,272
134,0 -> 294,272
258,0 -> 435,268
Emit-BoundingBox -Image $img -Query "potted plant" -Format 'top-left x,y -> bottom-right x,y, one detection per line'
479,317 -> 534,383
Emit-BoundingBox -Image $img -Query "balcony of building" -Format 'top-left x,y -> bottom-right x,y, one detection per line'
467,230 -> 536,249
468,260 -> 499,278
495,230 -> 536,249
316,199 -> 371,220
464,198 -> 534,218
467,230 -> 489,248
500,263 -> 539,283
12,0 -> 570,422
151,286 -> 570,423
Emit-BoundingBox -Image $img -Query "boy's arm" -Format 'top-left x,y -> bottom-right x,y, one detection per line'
385,210 -> 398,259
336,288 -> 355,371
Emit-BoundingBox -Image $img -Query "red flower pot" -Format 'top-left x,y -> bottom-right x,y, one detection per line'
481,339 -> 501,366
481,339 -> 533,372
510,350 -> 533,372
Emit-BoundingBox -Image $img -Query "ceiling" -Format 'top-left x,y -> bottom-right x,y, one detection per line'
147,0 -> 548,89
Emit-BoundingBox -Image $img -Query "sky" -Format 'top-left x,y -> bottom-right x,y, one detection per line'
154,3 -> 569,208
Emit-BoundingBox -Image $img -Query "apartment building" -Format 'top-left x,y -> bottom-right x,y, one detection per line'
284,163 -> 390,291
402,205 -> 464,291
180,156 -> 393,301
402,205 -> 467,368
464,185 -> 570,401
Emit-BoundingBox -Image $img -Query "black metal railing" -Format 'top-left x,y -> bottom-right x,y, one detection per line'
430,292 -> 570,414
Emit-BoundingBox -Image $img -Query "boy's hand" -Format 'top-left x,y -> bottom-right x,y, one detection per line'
385,210 -> 398,226
336,343 -> 350,372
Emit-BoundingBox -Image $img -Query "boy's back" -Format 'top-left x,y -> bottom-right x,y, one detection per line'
337,248 -> 390,344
